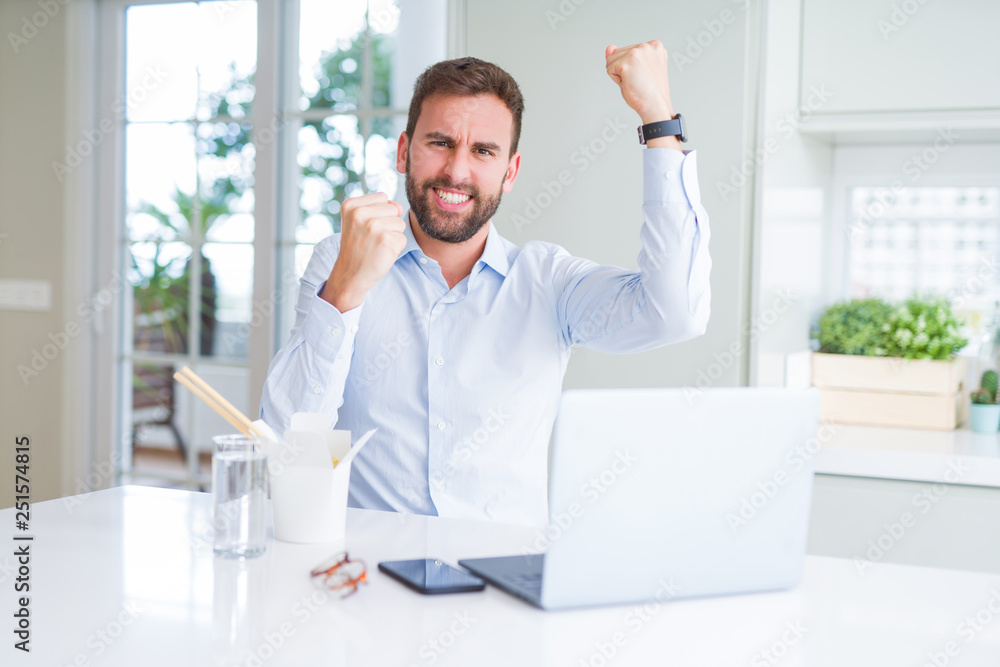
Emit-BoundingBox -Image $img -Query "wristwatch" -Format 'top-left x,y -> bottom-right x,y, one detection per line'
637,114 -> 686,144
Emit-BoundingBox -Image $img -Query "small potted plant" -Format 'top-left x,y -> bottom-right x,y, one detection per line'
969,370 -> 1000,433
812,296 -> 969,430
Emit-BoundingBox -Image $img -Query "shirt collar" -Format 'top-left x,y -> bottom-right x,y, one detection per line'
477,223 -> 511,277
398,212 -> 511,278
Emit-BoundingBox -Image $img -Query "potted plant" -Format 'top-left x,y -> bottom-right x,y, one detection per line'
812,296 -> 969,430
969,371 -> 1000,433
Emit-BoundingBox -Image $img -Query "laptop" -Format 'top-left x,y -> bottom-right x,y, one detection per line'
459,387 -> 821,610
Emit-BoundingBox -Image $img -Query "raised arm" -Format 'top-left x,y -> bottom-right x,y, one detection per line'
555,41 -> 711,352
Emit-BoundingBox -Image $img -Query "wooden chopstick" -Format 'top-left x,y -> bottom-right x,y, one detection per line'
178,366 -> 260,433
173,371 -> 251,435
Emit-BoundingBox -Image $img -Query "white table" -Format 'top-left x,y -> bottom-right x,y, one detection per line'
3,486 -> 1000,666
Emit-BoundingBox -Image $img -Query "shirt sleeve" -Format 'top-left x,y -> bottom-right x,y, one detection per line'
554,148 -> 711,353
259,237 -> 363,435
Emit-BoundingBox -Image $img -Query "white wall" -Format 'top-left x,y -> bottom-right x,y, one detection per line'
465,0 -> 759,390
751,0 -> 836,386
0,0 -> 76,508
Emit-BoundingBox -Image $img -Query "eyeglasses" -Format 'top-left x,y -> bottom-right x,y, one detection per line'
310,552 -> 368,598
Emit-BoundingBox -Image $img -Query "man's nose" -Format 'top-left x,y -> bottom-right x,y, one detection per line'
443,148 -> 472,184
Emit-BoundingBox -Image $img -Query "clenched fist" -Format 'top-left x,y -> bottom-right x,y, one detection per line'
605,41 -> 681,150
321,193 -> 406,312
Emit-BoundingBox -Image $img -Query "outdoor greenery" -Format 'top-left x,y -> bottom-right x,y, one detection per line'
301,32 -> 395,227
818,296 -> 967,360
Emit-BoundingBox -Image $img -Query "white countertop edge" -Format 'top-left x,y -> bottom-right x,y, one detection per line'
814,446 -> 1000,487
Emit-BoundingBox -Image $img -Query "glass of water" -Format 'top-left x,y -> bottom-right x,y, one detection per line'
212,435 -> 268,559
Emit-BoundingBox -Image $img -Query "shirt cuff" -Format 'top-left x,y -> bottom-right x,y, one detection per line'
643,148 -> 701,209
299,282 -> 363,363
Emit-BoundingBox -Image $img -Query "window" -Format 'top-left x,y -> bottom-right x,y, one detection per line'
106,0 -> 447,489
848,186 -> 1000,311
124,0 -> 259,486
830,142 -> 1000,347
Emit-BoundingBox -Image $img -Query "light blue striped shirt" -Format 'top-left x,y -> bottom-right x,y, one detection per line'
261,148 -> 711,526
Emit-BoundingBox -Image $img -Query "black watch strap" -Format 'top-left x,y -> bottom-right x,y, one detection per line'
638,114 -> 686,144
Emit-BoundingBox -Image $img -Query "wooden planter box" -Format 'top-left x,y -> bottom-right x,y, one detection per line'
811,353 -> 968,430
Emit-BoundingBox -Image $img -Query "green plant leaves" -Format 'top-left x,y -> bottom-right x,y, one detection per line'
818,296 -> 967,360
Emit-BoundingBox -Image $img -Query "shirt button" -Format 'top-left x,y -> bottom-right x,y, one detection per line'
435,357 -> 444,366
419,257 -> 428,264
351,325 -> 359,333
330,327 -> 341,336
313,385 -> 322,394
437,421 -> 446,430
435,481 -> 445,491
666,171 -> 675,180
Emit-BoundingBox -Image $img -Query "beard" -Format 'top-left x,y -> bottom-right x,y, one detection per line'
405,152 -> 505,244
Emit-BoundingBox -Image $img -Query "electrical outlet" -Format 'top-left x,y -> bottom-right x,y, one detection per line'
0,280 -> 52,311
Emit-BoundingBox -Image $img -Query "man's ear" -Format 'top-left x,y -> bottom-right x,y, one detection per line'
502,151 -> 521,193
395,131 -> 410,174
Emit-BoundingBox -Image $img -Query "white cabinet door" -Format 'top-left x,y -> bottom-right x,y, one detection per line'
801,0 -> 1000,114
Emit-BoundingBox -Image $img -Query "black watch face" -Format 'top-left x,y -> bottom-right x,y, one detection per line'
675,114 -> 687,142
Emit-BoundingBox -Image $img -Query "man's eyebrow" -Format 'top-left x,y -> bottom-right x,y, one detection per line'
424,131 -> 503,154
472,140 -> 503,154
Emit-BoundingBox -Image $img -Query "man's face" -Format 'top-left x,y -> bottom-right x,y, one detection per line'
397,94 -> 520,243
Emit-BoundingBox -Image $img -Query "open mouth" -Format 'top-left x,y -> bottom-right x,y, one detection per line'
433,187 -> 473,208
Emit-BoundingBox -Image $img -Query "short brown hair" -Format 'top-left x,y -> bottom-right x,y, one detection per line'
406,57 -> 525,157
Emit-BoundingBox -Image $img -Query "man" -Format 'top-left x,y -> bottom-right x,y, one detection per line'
261,41 -> 711,527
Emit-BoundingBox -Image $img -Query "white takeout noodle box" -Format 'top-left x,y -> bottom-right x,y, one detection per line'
253,413 -> 376,544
